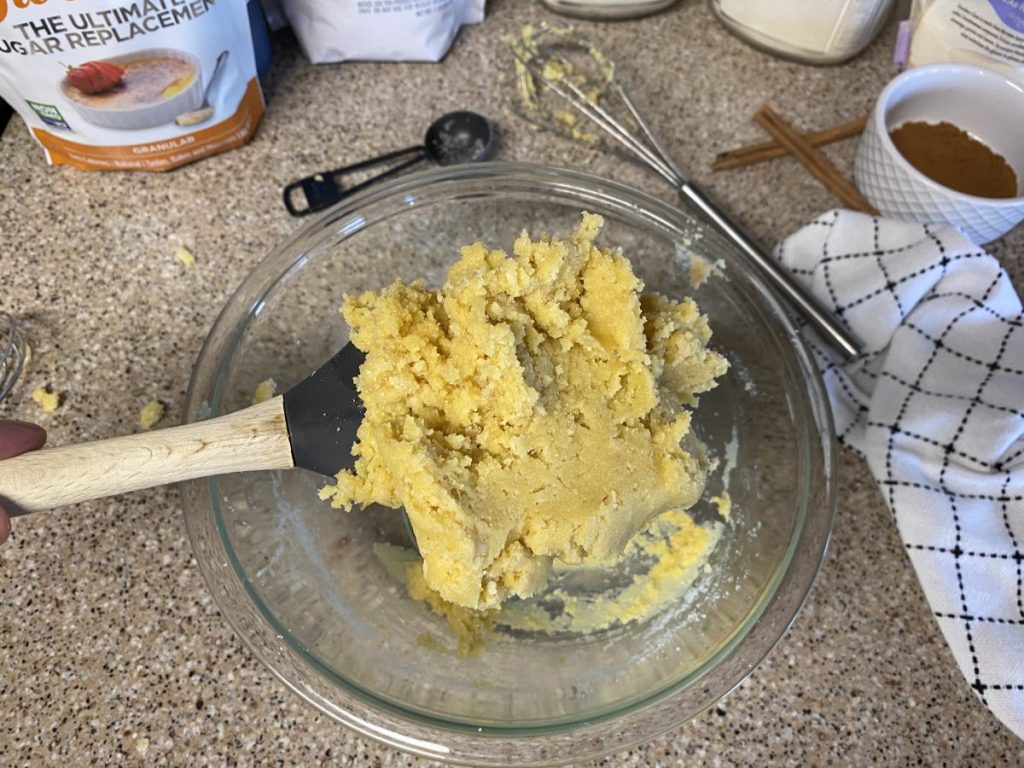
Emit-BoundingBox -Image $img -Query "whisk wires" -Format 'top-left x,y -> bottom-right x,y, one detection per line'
507,22 -> 684,188
0,312 -> 26,403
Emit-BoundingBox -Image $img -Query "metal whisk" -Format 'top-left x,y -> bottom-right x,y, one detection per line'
509,24 -> 861,359
0,312 -> 27,403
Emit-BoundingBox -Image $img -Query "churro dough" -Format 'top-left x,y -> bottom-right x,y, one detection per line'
173,246 -> 196,268
32,386 -> 60,413
137,399 -> 165,430
321,214 -> 727,611
496,506 -> 722,635
251,378 -> 277,405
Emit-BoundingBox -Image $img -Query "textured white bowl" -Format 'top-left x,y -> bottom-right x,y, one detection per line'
854,64 -> 1024,244
61,48 -> 203,131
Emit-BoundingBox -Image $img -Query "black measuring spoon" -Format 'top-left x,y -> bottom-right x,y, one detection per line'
284,111 -> 496,216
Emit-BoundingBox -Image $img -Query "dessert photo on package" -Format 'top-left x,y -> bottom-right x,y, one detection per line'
0,0 -> 268,171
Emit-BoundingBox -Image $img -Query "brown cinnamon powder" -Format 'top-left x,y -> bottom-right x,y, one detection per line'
889,121 -> 1018,199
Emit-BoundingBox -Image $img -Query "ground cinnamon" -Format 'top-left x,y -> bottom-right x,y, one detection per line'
889,121 -> 1018,199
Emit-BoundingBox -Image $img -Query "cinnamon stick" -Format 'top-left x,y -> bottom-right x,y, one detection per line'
713,114 -> 868,171
753,105 -> 878,215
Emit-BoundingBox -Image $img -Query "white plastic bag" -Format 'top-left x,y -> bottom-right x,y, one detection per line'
908,0 -> 1024,78
0,0 -> 266,171
281,0 -> 485,63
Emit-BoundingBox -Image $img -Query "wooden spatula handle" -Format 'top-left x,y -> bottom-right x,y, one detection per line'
0,396 -> 295,515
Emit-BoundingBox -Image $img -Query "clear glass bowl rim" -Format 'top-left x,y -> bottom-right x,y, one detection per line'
181,162 -> 837,766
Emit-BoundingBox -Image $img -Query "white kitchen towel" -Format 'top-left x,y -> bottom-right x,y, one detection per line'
776,210 -> 1024,740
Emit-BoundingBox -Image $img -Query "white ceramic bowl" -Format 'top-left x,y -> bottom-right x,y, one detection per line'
61,48 -> 203,131
854,64 -> 1024,244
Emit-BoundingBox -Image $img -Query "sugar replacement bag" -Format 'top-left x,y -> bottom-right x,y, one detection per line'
0,0 -> 267,171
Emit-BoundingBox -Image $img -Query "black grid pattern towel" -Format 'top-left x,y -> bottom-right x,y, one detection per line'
776,210 -> 1024,740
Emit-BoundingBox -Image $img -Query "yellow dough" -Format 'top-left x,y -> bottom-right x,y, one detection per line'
251,378 -> 277,405
32,386 -> 60,413
138,399 -> 165,430
173,246 -> 196,268
321,213 -> 728,611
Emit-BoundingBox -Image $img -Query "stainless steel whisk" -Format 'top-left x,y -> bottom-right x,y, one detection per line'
509,23 -> 861,359
0,312 -> 27,404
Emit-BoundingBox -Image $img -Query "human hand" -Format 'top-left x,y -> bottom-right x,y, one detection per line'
0,421 -> 47,544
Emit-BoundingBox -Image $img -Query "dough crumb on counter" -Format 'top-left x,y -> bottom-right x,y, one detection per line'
251,378 -> 277,405
138,399 -> 165,430
174,246 -> 196,268
32,386 -> 60,413
322,213 -> 728,613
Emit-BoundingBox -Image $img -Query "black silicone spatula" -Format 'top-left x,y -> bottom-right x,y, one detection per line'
0,344 -> 366,515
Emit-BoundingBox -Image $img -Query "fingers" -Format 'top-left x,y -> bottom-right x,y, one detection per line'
0,420 -> 47,460
0,421 -> 45,545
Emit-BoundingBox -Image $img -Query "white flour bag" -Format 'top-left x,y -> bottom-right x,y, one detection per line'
281,0 -> 485,63
0,0 -> 267,171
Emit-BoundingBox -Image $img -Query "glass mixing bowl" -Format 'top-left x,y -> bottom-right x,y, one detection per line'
182,163 -> 835,766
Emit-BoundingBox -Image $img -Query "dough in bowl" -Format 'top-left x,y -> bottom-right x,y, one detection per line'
321,213 -> 728,611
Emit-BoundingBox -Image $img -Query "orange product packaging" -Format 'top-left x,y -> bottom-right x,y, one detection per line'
0,0 -> 267,171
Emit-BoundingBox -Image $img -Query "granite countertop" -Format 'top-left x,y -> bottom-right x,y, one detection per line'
2,1 -> 1023,765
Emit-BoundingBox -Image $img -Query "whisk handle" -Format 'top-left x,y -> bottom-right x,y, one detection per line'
678,181 -> 861,360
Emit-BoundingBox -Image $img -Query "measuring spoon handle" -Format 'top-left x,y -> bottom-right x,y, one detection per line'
283,146 -> 427,216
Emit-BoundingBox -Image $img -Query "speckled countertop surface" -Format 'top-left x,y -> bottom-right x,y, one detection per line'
2,1 -> 1023,765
